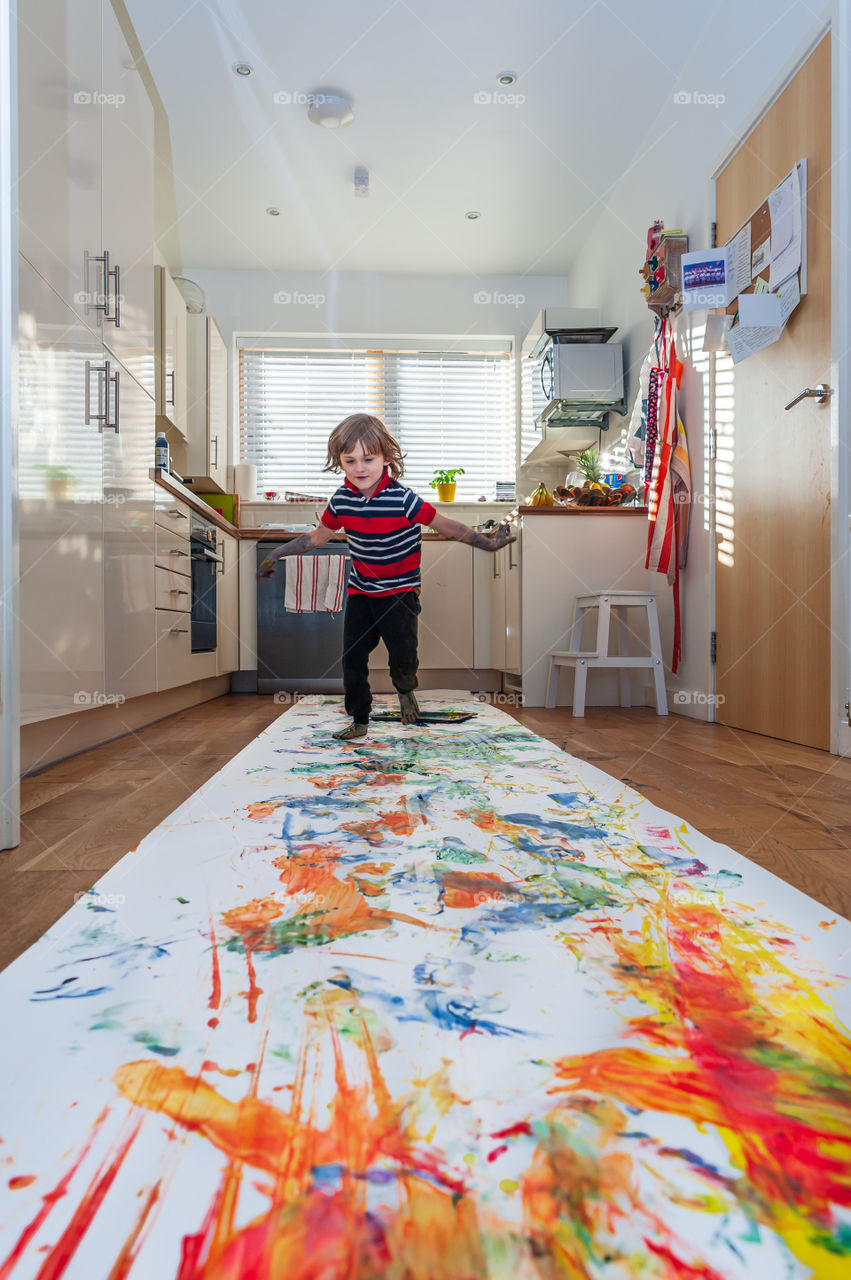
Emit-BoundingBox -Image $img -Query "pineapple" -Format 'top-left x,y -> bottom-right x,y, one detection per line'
575,449 -> 607,491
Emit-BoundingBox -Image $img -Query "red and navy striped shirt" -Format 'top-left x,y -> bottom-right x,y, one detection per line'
320,469 -> 437,596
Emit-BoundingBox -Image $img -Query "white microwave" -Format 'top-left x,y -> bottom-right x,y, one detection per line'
541,341 -> 624,407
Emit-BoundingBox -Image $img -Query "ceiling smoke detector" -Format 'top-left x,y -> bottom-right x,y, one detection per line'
308,93 -> 355,129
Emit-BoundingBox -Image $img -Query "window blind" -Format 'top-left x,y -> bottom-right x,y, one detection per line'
238,344 -> 515,502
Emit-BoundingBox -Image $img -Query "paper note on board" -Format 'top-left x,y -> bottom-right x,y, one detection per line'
751,237 -> 770,278
702,312 -> 732,352
738,291 -> 783,327
768,168 -> 802,286
681,247 -> 736,310
729,223 -> 752,294
726,275 -> 801,362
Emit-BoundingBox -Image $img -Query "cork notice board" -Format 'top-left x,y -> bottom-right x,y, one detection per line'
724,158 -> 807,323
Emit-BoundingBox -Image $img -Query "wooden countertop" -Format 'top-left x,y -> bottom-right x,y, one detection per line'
517,505 -> 647,515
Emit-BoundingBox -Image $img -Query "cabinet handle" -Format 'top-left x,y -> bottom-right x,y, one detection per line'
167,508 -> 188,519
167,369 -> 175,406
167,548 -> 188,557
168,626 -> 189,634
84,359 -> 107,425
211,435 -> 218,467
84,249 -> 119,324
169,588 -> 189,596
508,539 -> 516,570
493,551 -> 501,579
106,366 -> 119,433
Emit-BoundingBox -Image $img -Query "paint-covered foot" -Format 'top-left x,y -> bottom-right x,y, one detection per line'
398,692 -> 420,725
332,722 -> 368,741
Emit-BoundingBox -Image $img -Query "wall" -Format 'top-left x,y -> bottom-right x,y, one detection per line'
565,1 -> 831,717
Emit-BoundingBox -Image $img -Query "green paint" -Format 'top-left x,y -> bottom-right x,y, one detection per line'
133,1030 -> 180,1057
434,846 -> 487,864
176,896 -> 189,904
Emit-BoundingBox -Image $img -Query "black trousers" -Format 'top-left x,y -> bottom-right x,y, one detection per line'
342,590 -> 421,723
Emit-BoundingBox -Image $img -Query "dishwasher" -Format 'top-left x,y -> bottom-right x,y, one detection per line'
256,543 -> 350,694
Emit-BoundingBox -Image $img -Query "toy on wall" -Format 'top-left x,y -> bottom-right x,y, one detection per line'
640,221 -> 689,317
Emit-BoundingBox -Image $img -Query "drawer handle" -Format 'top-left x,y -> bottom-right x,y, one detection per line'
167,509 -> 188,519
167,548 -> 188,557
168,587 -> 189,595
168,626 -> 189,634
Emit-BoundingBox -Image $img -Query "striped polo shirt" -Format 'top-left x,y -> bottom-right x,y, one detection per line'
320,469 -> 437,596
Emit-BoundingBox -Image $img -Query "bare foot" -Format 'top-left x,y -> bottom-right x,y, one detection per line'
398,692 -> 420,725
332,722 -> 368,741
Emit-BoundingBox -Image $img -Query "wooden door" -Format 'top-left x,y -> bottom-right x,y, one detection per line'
714,35 -> 831,749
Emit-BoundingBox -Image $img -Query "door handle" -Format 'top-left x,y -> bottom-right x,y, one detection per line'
784,383 -> 833,410
84,359 -> 107,426
84,250 -> 119,324
167,369 -> 175,406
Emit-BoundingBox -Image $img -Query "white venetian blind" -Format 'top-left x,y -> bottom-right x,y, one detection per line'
238,342 -> 515,501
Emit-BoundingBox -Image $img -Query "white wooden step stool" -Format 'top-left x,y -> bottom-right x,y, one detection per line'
545,591 -> 668,717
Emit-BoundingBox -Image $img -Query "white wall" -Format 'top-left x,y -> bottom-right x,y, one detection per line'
565,1 -> 832,716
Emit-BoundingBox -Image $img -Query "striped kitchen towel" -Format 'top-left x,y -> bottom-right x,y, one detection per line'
285,556 -> 347,612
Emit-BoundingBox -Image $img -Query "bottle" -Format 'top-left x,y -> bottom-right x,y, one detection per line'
155,432 -> 170,471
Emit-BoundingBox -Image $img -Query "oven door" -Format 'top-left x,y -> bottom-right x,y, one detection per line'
190,546 -> 221,652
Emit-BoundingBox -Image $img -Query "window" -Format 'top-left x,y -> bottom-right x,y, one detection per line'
238,340 -> 515,502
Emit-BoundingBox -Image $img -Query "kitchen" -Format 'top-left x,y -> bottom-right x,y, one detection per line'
1,2 -> 851,1276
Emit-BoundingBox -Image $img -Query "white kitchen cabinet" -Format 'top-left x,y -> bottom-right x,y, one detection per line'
99,0 -> 155,397
155,267 -> 188,439
155,609 -> 192,691
184,315 -> 227,492
155,524 -> 191,574
487,536 -> 522,676
489,547 -> 506,672
366,542 -> 474,671
18,259 -> 106,722
18,254 -> 157,720
16,0 -> 102,335
217,531 -> 240,675
17,0 -> 155,396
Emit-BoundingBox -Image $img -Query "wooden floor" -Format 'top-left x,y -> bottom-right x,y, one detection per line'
2,695 -> 850,972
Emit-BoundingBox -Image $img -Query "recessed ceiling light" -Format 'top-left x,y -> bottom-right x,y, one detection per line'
233,62 -> 253,77
497,71 -> 517,86
266,207 -> 280,216
465,210 -> 481,220
308,93 -> 355,129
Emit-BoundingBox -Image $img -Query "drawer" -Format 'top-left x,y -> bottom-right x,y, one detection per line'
155,564 -> 192,610
155,525 -> 192,575
154,499 -> 191,537
155,609 -> 192,691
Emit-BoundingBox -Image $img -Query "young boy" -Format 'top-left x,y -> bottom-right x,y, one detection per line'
258,413 -> 515,741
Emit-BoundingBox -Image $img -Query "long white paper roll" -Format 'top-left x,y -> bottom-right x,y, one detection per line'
233,463 -> 257,501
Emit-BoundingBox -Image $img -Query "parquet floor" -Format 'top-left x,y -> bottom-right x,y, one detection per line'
2,695 -> 849,972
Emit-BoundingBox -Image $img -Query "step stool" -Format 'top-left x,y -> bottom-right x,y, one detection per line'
544,591 -> 668,717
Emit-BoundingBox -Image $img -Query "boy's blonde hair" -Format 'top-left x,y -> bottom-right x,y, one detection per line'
324,413 -> 404,479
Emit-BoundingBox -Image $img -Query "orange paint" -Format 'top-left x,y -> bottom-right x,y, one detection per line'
7,1177 -> 35,1191
439,870 -> 515,909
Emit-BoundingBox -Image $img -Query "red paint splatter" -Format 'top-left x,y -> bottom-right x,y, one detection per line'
7,1176 -> 36,1190
492,1122 -> 533,1140
208,914 -> 221,1012
487,1145 -> 508,1163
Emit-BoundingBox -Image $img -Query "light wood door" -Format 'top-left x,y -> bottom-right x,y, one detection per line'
714,35 -> 831,749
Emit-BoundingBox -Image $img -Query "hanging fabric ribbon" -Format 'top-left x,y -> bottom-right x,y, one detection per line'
645,327 -> 691,673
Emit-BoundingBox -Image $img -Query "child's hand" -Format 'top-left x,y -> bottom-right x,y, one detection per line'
486,523 -> 516,551
258,553 -> 280,578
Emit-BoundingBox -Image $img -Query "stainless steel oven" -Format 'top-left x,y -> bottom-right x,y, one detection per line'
190,513 -> 222,652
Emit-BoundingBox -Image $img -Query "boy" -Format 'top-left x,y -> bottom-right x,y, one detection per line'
259,413 -> 515,741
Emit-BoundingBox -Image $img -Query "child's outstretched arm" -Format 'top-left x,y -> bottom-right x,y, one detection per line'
258,522 -> 339,577
426,511 -> 515,552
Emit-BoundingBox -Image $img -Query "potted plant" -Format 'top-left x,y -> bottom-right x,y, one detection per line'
429,467 -> 465,502
42,465 -> 76,500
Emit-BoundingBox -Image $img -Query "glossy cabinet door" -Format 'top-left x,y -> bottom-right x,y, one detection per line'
155,267 -> 187,438
397,541 -> 474,669
184,314 -> 226,489
17,0 -> 102,334
102,363 -> 157,699
217,531 -> 240,674
17,256 -> 105,723
207,319 -> 228,491
99,0 -> 155,397
504,533 -> 521,675
489,545 -> 507,671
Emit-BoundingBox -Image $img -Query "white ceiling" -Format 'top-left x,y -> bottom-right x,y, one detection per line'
124,0 -> 719,276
